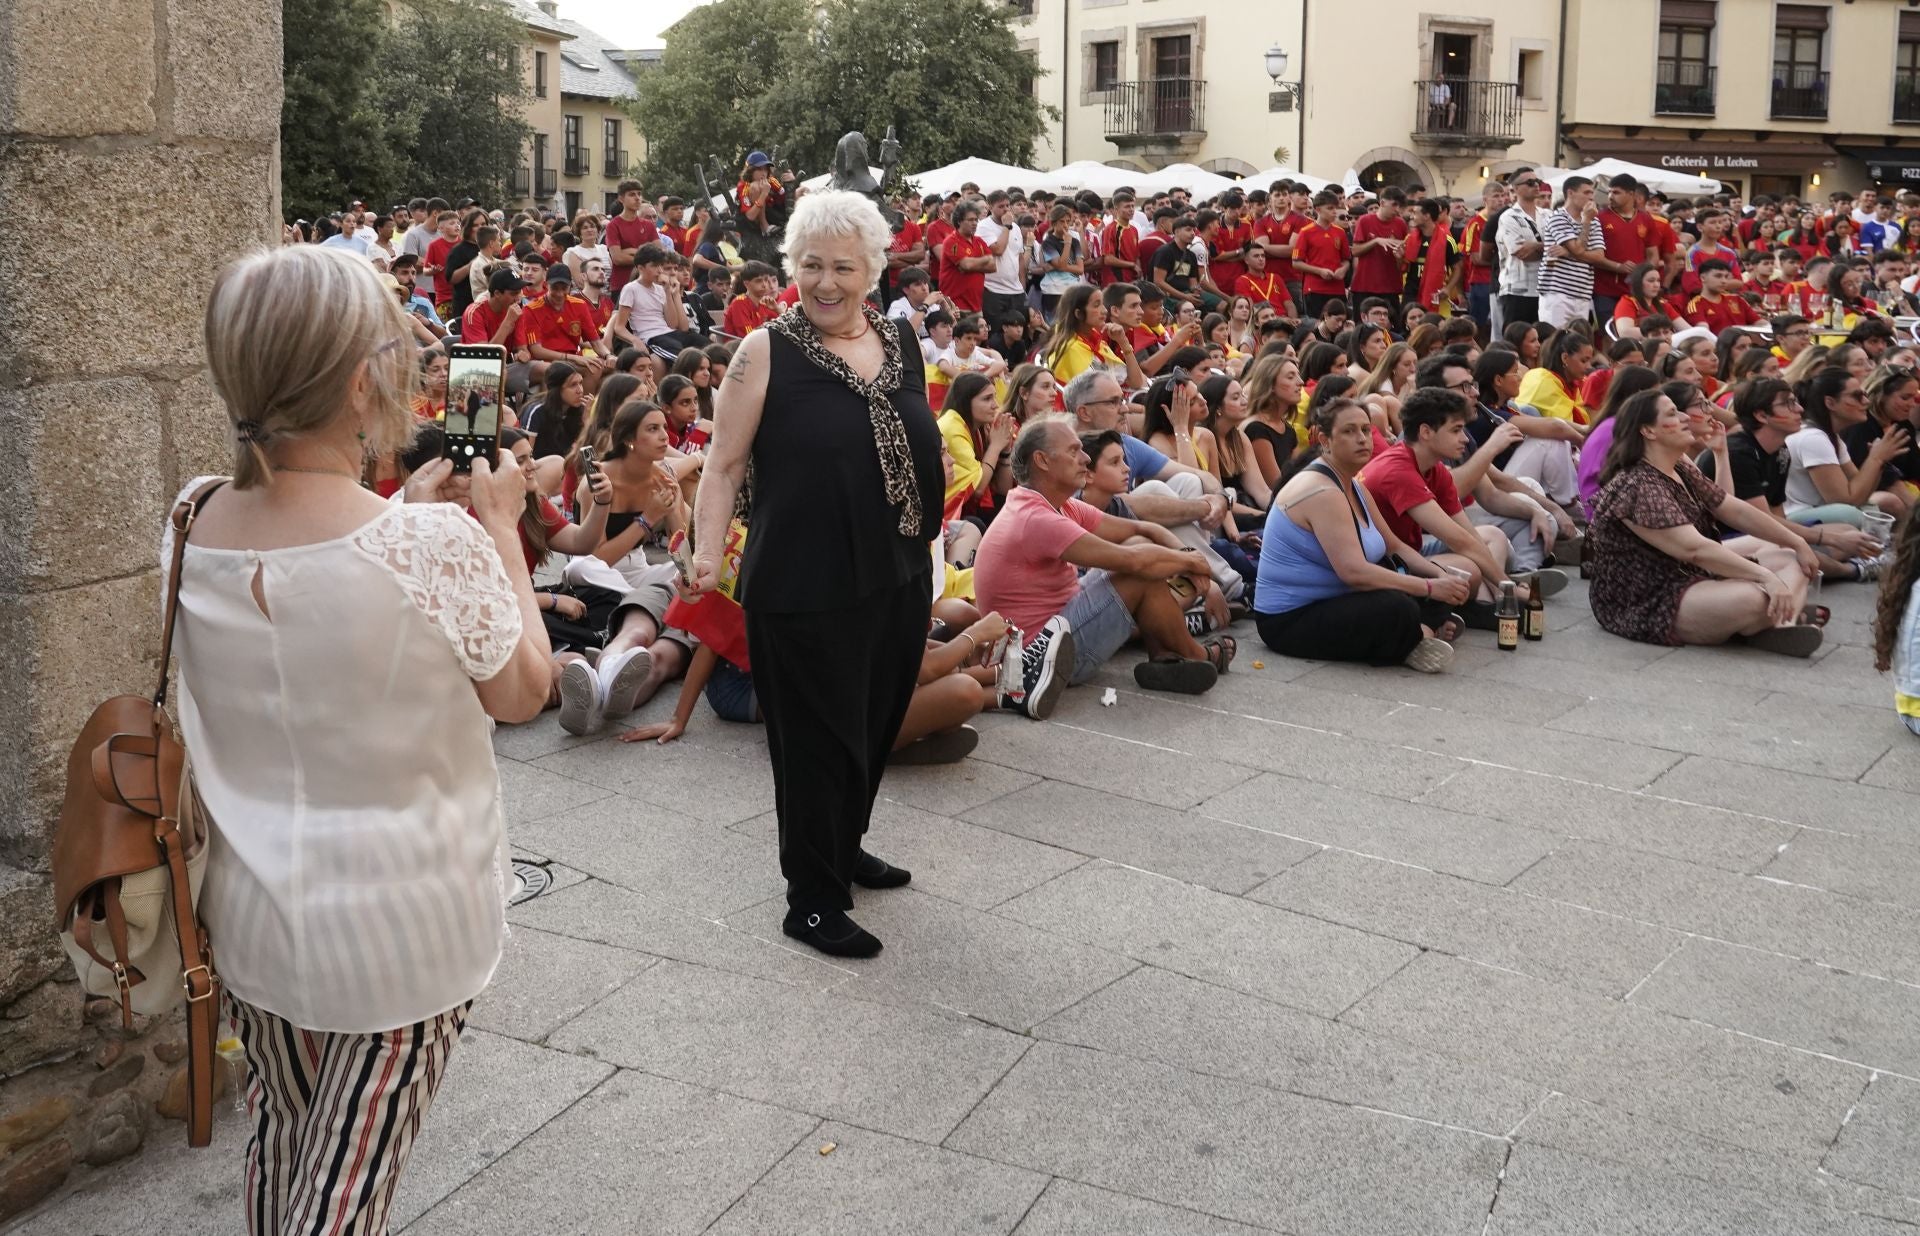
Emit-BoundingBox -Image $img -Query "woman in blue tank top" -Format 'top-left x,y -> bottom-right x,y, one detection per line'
1253,397 -> 1472,672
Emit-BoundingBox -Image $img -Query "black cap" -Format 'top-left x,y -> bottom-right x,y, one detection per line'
488,268 -> 527,294
543,264 -> 573,285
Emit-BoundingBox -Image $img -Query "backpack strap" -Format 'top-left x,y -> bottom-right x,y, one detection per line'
154,479 -> 228,711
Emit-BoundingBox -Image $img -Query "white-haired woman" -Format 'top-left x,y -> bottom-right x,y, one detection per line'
687,190 -> 943,959
176,245 -> 551,1233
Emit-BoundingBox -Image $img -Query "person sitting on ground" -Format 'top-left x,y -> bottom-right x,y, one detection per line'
935,313 -> 1010,383
1200,371 -> 1273,517
1241,352 -> 1303,490
1786,366 -> 1910,528
1846,364 -> 1920,512
1697,377 -> 1885,582
528,360 -> 589,477
1078,430 -> 1233,633
551,399 -> 693,733
1573,363 -> 1666,519
938,372 -> 1016,525
1351,340 -> 1417,435
721,260 -> 781,338
973,416 -> 1233,705
1586,387 -> 1825,655
1252,396 -> 1473,672
1001,363 -> 1058,426
1138,376 -> 1254,599
1042,283 -> 1146,389
1873,509 -> 1920,737
1468,346 -> 1586,507
1358,386 -> 1561,618
1516,325 -> 1597,425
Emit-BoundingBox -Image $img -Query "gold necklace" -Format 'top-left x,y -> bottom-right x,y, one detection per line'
273,465 -> 362,481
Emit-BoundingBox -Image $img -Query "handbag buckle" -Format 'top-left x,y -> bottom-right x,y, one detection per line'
112,961 -> 131,995
182,965 -> 215,1002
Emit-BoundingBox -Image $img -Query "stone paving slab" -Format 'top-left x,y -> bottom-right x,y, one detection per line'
1010,1179 -> 1278,1235
1826,1074 -> 1920,1199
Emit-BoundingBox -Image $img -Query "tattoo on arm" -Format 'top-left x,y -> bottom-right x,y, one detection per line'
725,353 -> 750,383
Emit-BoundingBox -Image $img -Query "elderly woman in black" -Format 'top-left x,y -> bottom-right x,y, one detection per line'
687,191 -> 943,959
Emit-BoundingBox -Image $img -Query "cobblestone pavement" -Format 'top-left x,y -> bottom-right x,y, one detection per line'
13,576 -> 1920,1234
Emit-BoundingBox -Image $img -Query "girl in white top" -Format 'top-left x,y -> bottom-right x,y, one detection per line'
1784,366 -> 1908,527
178,245 -> 550,1236
564,213 -> 612,283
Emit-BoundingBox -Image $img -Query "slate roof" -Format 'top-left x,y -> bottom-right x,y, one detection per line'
555,18 -> 642,100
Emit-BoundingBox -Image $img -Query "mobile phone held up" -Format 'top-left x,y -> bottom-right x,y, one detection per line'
442,343 -> 508,472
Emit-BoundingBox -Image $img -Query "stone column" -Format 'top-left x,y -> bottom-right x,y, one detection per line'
0,0 -> 282,1077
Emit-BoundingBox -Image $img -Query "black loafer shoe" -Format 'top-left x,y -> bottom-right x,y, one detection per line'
782,908 -> 883,958
852,850 -> 912,889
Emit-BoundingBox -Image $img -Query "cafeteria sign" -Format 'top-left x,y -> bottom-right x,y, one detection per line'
1659,153 -> 1761,170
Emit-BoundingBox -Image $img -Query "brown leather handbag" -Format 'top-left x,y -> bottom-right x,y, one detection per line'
52,479 -> 226,1147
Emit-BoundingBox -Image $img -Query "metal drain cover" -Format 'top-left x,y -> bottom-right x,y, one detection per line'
509,860 -> 553,905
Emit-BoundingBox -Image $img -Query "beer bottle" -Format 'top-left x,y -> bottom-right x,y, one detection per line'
1496,580 -> 1520,652
1524,575 -> 1546,642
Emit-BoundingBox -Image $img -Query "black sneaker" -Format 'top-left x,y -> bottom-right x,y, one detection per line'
1002,616 -> 1073,720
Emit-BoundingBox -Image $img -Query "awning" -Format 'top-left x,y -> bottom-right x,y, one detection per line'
1838,147 -> 1920,182
1564,136 -> 1836,175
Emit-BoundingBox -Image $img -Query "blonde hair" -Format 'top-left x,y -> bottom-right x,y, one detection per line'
781,190 -> 891,289
205,246 -> 417,489
1354,342 -> 1415,399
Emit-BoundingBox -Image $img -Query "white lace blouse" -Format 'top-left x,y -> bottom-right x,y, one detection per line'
165,479 -> 523,1032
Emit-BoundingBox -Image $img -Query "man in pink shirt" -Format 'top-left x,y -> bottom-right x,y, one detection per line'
973,418 -> 1228,709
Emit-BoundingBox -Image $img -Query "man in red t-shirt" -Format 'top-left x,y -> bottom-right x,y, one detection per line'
923,196 -> 956,289
1457,181 -> 1503,328
1098,193 -> 1142,287
604,180 -> 660,296
424,210 -> 462,310
1233,246 -> 1291,314
1634,183 -> 1683,286
1291,192 -> 1353,317
517,264 -> 612,389
1350,187 -> 1411,310
1138,205 -> 1177,274
658,197 -> 690,255
1593,176 -> 1655,323
1357,387 -> 1516,597
939,203 -> 993,313
1208,193 -> 1252,296
1685,259 -> 1762,334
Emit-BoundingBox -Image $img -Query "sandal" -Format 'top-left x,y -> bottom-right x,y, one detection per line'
1434,613 -> 1466,644
1134,656 -> 1220,695
1202,635 -> 1237,675
1799,604 -> 1832,629
1403,637 -> 1455,674
1734,624 -> 1824,658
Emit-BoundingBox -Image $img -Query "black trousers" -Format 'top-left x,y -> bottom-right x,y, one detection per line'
747,575 -> 931,913
983,289 -> 1027,334
1255,589 -> 1455,667
1500,294 -> 1540,330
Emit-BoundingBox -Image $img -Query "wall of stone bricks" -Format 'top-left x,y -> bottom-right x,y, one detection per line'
0,0 -> 282,1078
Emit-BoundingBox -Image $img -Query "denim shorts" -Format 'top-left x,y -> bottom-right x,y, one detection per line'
1421,534 -> 1451,559
1058,569 -> 1135,684
703,659 -> 759,723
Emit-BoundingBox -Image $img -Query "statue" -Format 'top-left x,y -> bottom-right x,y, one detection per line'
828,126 -> 904,227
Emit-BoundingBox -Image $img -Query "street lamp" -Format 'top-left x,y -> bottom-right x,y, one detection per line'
1265,43 -> 1300,112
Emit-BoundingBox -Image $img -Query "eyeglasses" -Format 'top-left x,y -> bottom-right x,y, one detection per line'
1447,379 -> 1479,393
1842,389 -> 1868,402
1081,396 -> 1124,410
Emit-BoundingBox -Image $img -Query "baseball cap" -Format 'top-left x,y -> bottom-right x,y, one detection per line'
746,150 -> 772,168
488,268 -> 527,294
543,263 -> 573,285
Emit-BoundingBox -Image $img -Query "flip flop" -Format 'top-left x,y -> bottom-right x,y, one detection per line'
1799,604 -> 1832,629
891,724 -> 979,766
1134,656 -> 1219,695
1434,612 -> 1466,644
1735,624 -> 1824,658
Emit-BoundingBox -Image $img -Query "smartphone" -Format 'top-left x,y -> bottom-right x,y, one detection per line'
578,444 -> 599,480
443,343 -> 507,472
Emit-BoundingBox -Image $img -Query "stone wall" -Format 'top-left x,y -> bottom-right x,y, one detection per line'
0,0 -> 283,1089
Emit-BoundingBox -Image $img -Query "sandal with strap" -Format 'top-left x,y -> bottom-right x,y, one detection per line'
1434,613 -> 1466,644
1799,604 -> 1832,629
1203,635 -> 1237,675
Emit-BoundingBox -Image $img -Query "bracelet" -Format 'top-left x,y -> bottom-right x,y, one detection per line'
594,496 -> 612,506
634,514 -> 653,536
957,632 -> 979,657
1424,578 -> 1433,597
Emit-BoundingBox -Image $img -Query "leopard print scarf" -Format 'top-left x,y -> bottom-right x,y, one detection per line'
759,303 -> 924,538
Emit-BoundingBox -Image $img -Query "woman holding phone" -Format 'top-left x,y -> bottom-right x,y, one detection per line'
178,245 -> 551,1234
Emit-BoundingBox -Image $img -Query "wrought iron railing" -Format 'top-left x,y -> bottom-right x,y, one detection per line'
1103,77 -> 1207,139
1411,78 -> 1522,144
1655,62 -> 1716,115
1771,67 -> 1829,120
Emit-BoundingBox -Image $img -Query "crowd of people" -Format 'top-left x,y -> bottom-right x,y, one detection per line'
295,161 -> 1920,727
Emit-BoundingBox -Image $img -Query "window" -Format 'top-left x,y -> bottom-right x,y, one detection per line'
1092,40 -> 1120,92
604,191 -> 621,216
564,114 -> 580,151
1772,3 -> 1828,117
565,191 -> 582,220
1432,32 -> 1474,80
1656,1 -> 1715,114
534,50 -> 548,98
604,117 -> 623,170
533,133 -> 549,173
1152,34 -> 1192,81
1018,50 -> 1038,99
1898,13 -> 1920,121
1517,49 -> 1544,101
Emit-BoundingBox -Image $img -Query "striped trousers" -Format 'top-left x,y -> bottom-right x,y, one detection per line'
227,995 -> 468,1236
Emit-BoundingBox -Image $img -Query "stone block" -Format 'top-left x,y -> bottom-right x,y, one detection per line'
507,796 -> 785,917
1369,701 -> 1683,791
1826,1074 -> 1920,1199
0,867 -> 65,1006
0,144 -> 276,381
495,756 -> 614,825
3,1099 -> 248,1235
1012,1179 -> 1273,1235
1249,848 -> 1682,997
1290,659 -> 1586,725
165,0 -> 283,142
0,0 -> 155,137
546,961 -> 1029,1144
1341,952 -> 1866,1164
995,861 -> 1417,1018
1546,695 -> 1896,782
948,1042 -> 1507,1236
465,924 -> 655,1044
730,888 -> 1134,1033
1648,755 -> 1920,839
405,1070 -> 815,1236
0,1136 -> 71,1224
1510,840 -> 1920,987
1200,772 -> 1560,885
0,979 -> 83,1077
158,370 -> 235,497
878,758 -> 1040,818
1033,966 -> 1544,1136
962,779 -> 1318,895
533,733 -> 776,825
0,572 -> 163,870
87,1050 -> 146,1097
706,1123 -> 1048,1236
79,1089 -> 144,1167
967,711 -> 1259,810
0,378 -> 167,591
154,1056 -> 226,1120
0,1095 -> 73,1155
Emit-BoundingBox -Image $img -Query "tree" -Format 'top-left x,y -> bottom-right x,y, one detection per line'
632,0 -> 1051,198
280,0 -> 409,221
383,0 -> 533,206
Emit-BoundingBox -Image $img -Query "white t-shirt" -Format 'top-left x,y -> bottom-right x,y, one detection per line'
976,216 -> 1025,295
934,343 -> 1004,376
1783,425 -> 1844,514
565,243 -> 610,276
618,277 -> 670,341
888,296 -> 929,337
1496,205 -> 1544,296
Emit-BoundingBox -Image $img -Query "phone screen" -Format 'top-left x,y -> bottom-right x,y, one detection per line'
444,345 -> 507,472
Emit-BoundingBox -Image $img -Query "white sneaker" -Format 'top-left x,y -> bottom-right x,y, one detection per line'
557,658 -> 606,735
599,646 -> 653,719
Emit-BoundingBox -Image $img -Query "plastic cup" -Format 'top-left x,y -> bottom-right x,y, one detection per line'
1862,508 -> 1896,550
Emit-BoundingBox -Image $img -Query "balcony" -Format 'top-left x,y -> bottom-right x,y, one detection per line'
535,168 -> 557,197
1411,79 -> 1522,148
605,147 -> 629,176
1771,67 -> 1828,120
509,167 -> 530,196
1104,78 -> 1207,158
564,146 -> 591,177
1897,70 -> 1920,123
1655,62 -> 1716,116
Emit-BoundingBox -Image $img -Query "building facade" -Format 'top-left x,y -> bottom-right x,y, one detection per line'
1017,0 -> 1564,195
507,0 -> 656,218
1562,0 -> 1918,200
1015,0 -> 1914,198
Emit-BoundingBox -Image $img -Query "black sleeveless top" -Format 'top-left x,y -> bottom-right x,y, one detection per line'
737,319 -> 943,612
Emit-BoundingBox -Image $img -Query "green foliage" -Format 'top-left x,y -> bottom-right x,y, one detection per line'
280,0 -> 532,219
633,0 -> 1052,199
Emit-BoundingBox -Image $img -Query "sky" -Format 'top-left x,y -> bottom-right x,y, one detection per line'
559,0 -> 706,47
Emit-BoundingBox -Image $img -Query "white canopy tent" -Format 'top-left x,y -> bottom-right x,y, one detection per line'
1549,158 -> 1722,195
1130,162 -> 1239,198
1239,166 -> 1340,195
902,157 -> 1049,198
1030,160 -> 1140,196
